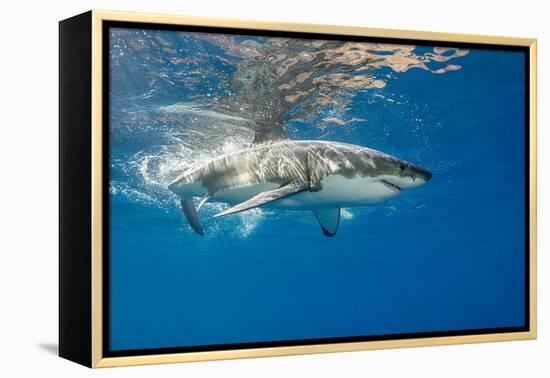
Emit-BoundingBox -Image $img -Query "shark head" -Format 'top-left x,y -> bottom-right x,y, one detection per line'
374,156 -> 432,193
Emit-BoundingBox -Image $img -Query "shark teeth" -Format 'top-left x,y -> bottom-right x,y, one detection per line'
381,180 -> 401,192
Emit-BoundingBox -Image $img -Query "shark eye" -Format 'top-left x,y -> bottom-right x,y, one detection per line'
399,164 -> 405,171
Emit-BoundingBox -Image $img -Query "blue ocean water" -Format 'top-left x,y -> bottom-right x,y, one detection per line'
108,28 -> 526,351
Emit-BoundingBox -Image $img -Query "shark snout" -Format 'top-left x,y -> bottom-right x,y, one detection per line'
417,167 -> 432,183
404,165 -> 432,188
381,162 -> 432,190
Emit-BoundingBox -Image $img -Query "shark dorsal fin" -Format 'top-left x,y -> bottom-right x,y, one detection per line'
250,124 -> 288,146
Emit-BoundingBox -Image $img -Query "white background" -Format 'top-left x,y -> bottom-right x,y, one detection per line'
0,0 -> 547,376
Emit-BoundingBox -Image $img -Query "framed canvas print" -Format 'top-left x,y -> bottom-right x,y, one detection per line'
59,10 -> 537,368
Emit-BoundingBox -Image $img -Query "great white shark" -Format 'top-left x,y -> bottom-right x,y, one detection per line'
168,128 -> 432,237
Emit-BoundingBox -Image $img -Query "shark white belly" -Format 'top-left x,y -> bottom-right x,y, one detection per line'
268,175 -> 399,210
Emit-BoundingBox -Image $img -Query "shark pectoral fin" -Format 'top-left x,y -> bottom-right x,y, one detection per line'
180,198 -> 205,235
214,183 -> 307,218
314,208 -> 341,237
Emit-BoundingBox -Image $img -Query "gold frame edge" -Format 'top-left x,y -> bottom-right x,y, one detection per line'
528,40 -> 537,339
91,11 -> 104,368
89,9 -> 537,368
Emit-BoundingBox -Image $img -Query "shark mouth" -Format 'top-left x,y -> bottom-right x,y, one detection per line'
381,180 -> 401,192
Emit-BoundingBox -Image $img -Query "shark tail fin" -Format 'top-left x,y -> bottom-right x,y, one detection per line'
180,198 -> 205,235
